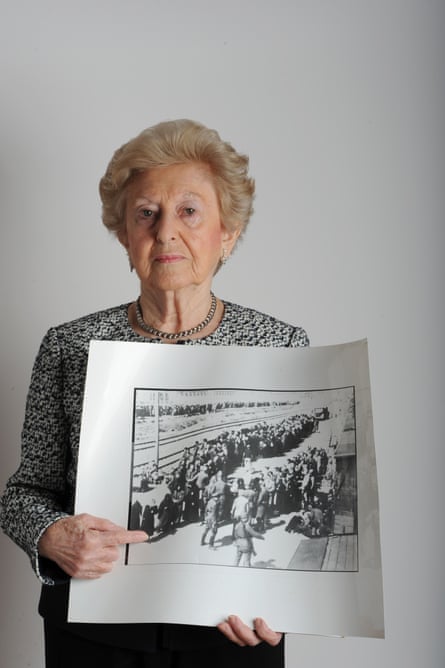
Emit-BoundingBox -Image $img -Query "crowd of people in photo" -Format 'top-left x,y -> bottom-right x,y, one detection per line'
137,407 -> 318,489
130,408 -> 340,559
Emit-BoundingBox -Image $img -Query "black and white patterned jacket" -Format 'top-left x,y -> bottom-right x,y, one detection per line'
0,301 -> 308,584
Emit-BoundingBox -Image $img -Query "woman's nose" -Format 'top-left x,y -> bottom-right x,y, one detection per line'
155,210 -> 178,242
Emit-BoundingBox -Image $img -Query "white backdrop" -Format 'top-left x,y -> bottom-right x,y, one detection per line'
0,1 -> 443,666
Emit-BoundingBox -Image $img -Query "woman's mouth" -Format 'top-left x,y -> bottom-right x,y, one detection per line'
154,254 -> 185,263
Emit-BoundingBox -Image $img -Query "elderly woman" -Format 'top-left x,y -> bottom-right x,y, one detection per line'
0,119 -> 309,668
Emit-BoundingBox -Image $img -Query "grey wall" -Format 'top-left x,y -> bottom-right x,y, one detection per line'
1,1 -> 444,666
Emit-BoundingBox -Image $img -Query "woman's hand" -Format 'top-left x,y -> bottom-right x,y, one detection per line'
38,513 -> 148,579
217,615 -> 282,647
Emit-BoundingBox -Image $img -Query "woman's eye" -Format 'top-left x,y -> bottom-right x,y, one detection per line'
184,207 -> 195,216
137,208 -> 157,224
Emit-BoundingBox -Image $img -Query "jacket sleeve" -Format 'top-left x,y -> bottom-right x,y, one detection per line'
0,328 -> 72,584
289,326 -> 310,348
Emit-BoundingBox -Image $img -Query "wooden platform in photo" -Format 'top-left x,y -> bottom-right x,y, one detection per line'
287,534 -> 358,571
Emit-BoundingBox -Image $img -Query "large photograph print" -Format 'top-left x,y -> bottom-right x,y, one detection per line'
69,340 -> 384,638
128,386 -> 357,573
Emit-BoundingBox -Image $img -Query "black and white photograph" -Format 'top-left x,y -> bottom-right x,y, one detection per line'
68,339 -> 383,636
127,387 -> 357,572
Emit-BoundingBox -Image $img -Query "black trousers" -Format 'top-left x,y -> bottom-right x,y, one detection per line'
44,620 -> 285,668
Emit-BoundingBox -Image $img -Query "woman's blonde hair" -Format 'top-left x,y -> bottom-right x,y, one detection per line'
99,119 -> 255,240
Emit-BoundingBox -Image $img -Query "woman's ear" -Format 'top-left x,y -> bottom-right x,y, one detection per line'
222,226 -> 241,255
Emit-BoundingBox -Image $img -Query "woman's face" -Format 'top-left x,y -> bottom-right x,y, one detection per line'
119,162 -> 239,294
